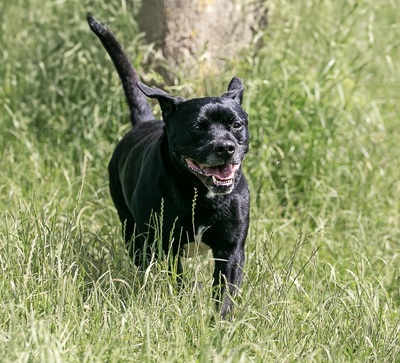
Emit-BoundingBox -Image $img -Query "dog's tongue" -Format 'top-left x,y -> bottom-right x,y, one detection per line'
205,164 -> 234,180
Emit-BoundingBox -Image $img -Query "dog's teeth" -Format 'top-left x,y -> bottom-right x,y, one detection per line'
212,176 -> 233,186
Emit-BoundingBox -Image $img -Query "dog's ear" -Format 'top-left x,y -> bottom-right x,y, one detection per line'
221,77 -> 244,105
137,82 -> 184,119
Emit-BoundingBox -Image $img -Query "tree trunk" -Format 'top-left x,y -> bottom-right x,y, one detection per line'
138,0 -> 267,83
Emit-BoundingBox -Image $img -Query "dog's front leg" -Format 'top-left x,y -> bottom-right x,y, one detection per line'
212,246 -> 245,317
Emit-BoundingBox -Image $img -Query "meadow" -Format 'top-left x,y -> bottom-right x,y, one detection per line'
1,0 -> 400,361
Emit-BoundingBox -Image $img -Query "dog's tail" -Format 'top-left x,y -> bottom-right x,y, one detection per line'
87,15 -> 153,125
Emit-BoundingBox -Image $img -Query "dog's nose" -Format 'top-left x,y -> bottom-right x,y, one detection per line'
213,140 -> 236,157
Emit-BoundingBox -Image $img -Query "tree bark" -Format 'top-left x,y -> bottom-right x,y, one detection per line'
138,0 -> 267,83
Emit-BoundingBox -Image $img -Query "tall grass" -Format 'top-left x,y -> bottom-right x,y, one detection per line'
1,0 -> 400,361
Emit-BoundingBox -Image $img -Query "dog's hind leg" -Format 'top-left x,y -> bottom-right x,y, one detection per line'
109,175 -> 154,267
108,162 -> 137,260
109,187 -> 148,267
109,176 -> 135,249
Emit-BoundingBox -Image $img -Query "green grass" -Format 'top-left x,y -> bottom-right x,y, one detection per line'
1,0 -> 400,361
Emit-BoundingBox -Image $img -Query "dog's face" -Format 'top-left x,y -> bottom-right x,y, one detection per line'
170,97 -> 249,195
137,78 -> 249,195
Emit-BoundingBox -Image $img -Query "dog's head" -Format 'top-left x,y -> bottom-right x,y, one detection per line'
137,78 -> 249,195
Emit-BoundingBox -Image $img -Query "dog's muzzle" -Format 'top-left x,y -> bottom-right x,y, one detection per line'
184,157 -> 240,194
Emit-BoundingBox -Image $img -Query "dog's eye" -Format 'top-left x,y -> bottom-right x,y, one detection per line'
232,122 -> 243,130
192,120 -> 208,131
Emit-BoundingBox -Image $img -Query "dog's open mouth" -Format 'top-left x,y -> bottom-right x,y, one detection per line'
184,158 -> 240,194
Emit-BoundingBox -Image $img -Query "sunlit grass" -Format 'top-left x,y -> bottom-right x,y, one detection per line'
1,0 -> 400,361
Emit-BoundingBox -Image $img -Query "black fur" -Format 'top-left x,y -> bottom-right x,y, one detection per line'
88,15 -> 250,317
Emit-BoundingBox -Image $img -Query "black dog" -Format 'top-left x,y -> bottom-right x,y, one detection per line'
88,16 -> 250,316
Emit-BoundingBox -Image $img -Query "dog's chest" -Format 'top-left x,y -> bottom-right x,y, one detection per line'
182,225 -> 210,258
